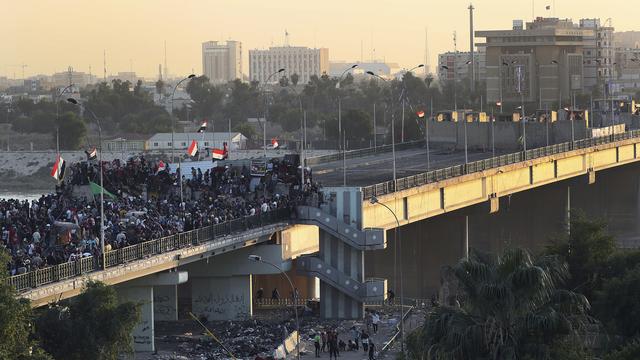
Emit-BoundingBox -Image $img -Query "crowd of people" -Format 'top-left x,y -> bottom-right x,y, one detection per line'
3,155 -> 319,277
311,309 -> 381,359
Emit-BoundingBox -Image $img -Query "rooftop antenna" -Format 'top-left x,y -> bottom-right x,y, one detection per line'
88,65 -> 92,83
159,64 -> 163,81
130,59 -> 133,73
424,27 -> 430,75
67,66 -> 73,87
164,40 -> 168,80
469,3 -> 475,93
103,50 -> 107,82
284,29 -> 290,47
361,39 -> 364,63
454,31 -> 457,52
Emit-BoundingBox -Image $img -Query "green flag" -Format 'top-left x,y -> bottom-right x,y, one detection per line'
89,181 -> 117,199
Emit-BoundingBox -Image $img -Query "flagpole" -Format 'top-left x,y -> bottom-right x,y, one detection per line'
228,118 -> 232,160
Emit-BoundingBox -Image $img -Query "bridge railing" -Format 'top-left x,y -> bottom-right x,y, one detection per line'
7,209 -> 291,293
305,140 -> 425,166
362,130 -> 640,199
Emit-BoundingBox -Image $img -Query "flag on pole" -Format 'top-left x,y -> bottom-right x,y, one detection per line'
156,160 -> 167,174
197,120 -> 207,133
271,138 -> 279,149
50,155 -> 66,181
85,147 -> 97,161
89,181 -> 117,199
187,140 -> 198,157
212,142 -> 229,160
416,110 -> 426,118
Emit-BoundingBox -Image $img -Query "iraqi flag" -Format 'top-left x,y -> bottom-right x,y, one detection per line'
156,160 -> 167,174
212,143 -> 228,160
271,138 -> 279,149
51,155 -> 66,181
197,120 -> 207,133
85,147 -> 97,161
187,140 -> 198,157
416,110 -> 426,118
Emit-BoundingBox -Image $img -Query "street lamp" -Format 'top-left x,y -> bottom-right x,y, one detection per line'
400,64 -> 424,142
66,98 -> 106,270
335,64 -> 358,152
369,196 -> 405,356
55,84 -> 74,155
282,83 -> 306,189
260,68 -> 286,158
171,74 -> 196,209
365,71 -> 398,183
248,255 -> 300,360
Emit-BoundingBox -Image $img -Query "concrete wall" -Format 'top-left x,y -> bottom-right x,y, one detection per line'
154,285 -> 178,321
365,162 -> 640,299
428,120 -> 588,151
116,286 -> 154,352
192,275 -> 252,321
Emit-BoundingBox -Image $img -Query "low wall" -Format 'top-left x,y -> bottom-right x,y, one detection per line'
428,120 -> 588,151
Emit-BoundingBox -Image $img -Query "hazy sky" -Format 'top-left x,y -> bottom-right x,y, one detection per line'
3,0 -> 638,79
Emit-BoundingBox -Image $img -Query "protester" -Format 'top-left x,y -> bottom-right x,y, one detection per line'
3,155 -> 321,277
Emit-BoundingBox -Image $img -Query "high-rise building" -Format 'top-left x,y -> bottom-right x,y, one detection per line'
51,70 -> 95,88
437,48 -> 486,83
202,41 -> 243,83
580,19 -> 615,90
249,46 -> 329,84
477,18 -> 595,106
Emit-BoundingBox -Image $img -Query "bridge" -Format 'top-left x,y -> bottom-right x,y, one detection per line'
8,130 -> 640,352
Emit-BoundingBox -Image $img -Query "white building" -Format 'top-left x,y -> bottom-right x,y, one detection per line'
51,70 -> 96,88
580,19 -> 615,90
249,46 -> 329,84
329,61 -> 401,79
146,132 -> 247,151
202,41 -> 243,83
437,49 -> 486,83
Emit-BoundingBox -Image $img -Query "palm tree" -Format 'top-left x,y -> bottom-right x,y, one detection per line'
414,248 -> 592,360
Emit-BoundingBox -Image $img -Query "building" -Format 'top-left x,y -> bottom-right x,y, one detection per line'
329,61 -> 401,78
477,17 -> 595,106
615,31 -> 640,49
437,48 -> 486,83
249,46 -> 329,84
51,70 -> 95,88
580,19 -> 615,90
107,72 -> 139,84
202,41 -> 243,83
146,132 -> 247,151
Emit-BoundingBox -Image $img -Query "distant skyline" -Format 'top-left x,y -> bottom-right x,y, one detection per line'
4,0 -> 640,79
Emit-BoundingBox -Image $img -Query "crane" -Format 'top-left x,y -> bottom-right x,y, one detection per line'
10,64 -> 28,79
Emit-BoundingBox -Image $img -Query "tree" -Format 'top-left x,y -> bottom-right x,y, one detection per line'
185,75 -> 224,121
594,265 -> 640,338
54,111 -> 86,150
0,250 -> 52,359
413,248 -> 591,360
326,109 -> 372,144
233,122 -> 257,141
545,214 -> 616,298
36,281 -> 141,360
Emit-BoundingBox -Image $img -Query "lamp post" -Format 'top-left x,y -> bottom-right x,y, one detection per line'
67,98 -> 105,270
260,69 -> 286,158
248,255 -> 300,360
283,83 -> 305,188
335,64 -> 358,151
365,71 -> 397,182
171,74 -> 196,209
369,196 -> 405,357
400,65 -> 424,143
55,84 -> 74,155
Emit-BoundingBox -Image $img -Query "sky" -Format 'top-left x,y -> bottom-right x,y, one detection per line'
3,0 -> 639,79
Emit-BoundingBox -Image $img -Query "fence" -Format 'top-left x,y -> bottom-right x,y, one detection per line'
362,130 -> 640,200
305,139 -> 425,166
8,209 -> 290,293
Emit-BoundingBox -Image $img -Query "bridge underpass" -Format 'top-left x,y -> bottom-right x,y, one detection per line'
365,161 -> 640,299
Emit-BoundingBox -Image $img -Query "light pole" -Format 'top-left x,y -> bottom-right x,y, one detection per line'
283,83 -> 305,188
248,255 -> 300,360
67,98 -> 105,270
260,68 -> 286,158
400,65 -> 424,143
335,64 -> 358,151
171,74 -> 196,209
369,196 -> 405,357
365,71 -> 397,182
55,84 -> 74,155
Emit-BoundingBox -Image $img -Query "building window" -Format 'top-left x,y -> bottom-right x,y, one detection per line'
182,142 -> 187,147
204,142 -> 209,146
167,142 -> 172,147
154,142 -> 158,147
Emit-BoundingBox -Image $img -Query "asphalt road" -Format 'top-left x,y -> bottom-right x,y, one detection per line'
312,147 -> 497,187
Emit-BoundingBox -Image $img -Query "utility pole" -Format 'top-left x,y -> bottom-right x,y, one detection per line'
469,4 -> 475,94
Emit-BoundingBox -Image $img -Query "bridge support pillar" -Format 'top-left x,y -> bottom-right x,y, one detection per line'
117,285 -> 155,352
154,285 -> 178,321
191,275 -> 253,321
